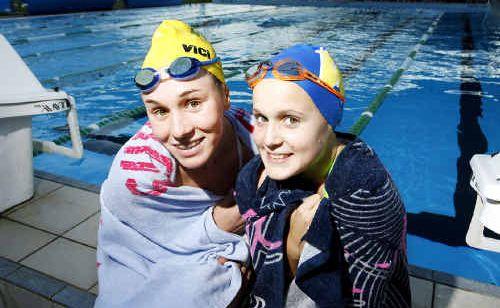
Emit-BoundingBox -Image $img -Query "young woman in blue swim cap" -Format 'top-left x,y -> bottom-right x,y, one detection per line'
236,44 -> 411,307
96,20 -> 256,307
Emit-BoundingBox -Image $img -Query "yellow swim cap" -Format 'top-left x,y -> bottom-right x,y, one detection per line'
142,20 -> 225,84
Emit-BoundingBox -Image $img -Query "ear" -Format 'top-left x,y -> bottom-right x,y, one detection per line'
224,85 -> 230,110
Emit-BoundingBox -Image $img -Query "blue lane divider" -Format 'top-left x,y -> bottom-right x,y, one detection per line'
350,13 -> 443,136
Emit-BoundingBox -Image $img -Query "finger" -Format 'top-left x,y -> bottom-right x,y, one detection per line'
217,256 -> 229,265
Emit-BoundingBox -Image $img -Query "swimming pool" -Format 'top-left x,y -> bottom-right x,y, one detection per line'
1,2 -> 498,288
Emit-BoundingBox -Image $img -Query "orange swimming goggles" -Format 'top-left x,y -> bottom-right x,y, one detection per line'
245,58 -> 345,103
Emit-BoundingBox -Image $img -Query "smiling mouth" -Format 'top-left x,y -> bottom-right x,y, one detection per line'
174,138 -> 204,151
265,151 -> 292,163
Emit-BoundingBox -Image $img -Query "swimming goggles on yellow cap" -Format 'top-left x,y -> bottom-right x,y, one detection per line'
135,56 -> 220,93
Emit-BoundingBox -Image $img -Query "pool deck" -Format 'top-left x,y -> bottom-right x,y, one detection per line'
0,174 -> 499,307
0,175 -> 98,307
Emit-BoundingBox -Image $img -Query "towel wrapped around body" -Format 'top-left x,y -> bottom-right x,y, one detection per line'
96,108 -> 255,308
235,133 -> 411,307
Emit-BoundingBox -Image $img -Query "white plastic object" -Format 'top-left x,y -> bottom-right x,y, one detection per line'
470,154 -> 500,201
470,154 -> 500,233
466,153 -> 500,252
0,34 -> 83,211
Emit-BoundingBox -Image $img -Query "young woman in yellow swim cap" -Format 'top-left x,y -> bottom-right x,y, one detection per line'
96,20 -> 256,307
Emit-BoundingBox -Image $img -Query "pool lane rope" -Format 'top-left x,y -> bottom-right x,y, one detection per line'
12,6 -> 275,46
23,36 -> 143,59
37,104 -> 147,153
343,16 -> 414,79
349,13 -> 443,136
40,29 -> 264,89
37,6 -> 368,88
38,7 -> 382,87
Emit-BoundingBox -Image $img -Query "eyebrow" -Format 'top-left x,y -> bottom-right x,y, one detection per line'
179,89 -> 201,97
143,88 -> 203,106
253,108 -> 304,117
280,109 -> 304,116
144,99 -> 161,106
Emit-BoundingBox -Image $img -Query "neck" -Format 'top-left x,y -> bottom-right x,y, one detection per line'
178,116 -> 238,195
302,133 -> 339,185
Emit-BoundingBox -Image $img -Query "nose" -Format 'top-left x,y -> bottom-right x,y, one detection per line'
170,111 -> 194,140
263,122 -> 282,150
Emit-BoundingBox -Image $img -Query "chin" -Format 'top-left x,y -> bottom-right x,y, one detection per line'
264,164 -> 301,181
176,155 -> 210,170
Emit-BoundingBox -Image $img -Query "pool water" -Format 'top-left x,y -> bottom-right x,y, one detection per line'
1,2 -> 499,287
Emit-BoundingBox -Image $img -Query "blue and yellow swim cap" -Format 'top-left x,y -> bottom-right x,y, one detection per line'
142,20 -> 225,84
265,44 -> 345,128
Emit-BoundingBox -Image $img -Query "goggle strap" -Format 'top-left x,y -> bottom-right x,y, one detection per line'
199,56 -> 220,66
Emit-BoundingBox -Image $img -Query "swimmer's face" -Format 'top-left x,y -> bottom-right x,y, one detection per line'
142,71 -> 228,170
252,79 -> 333,181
